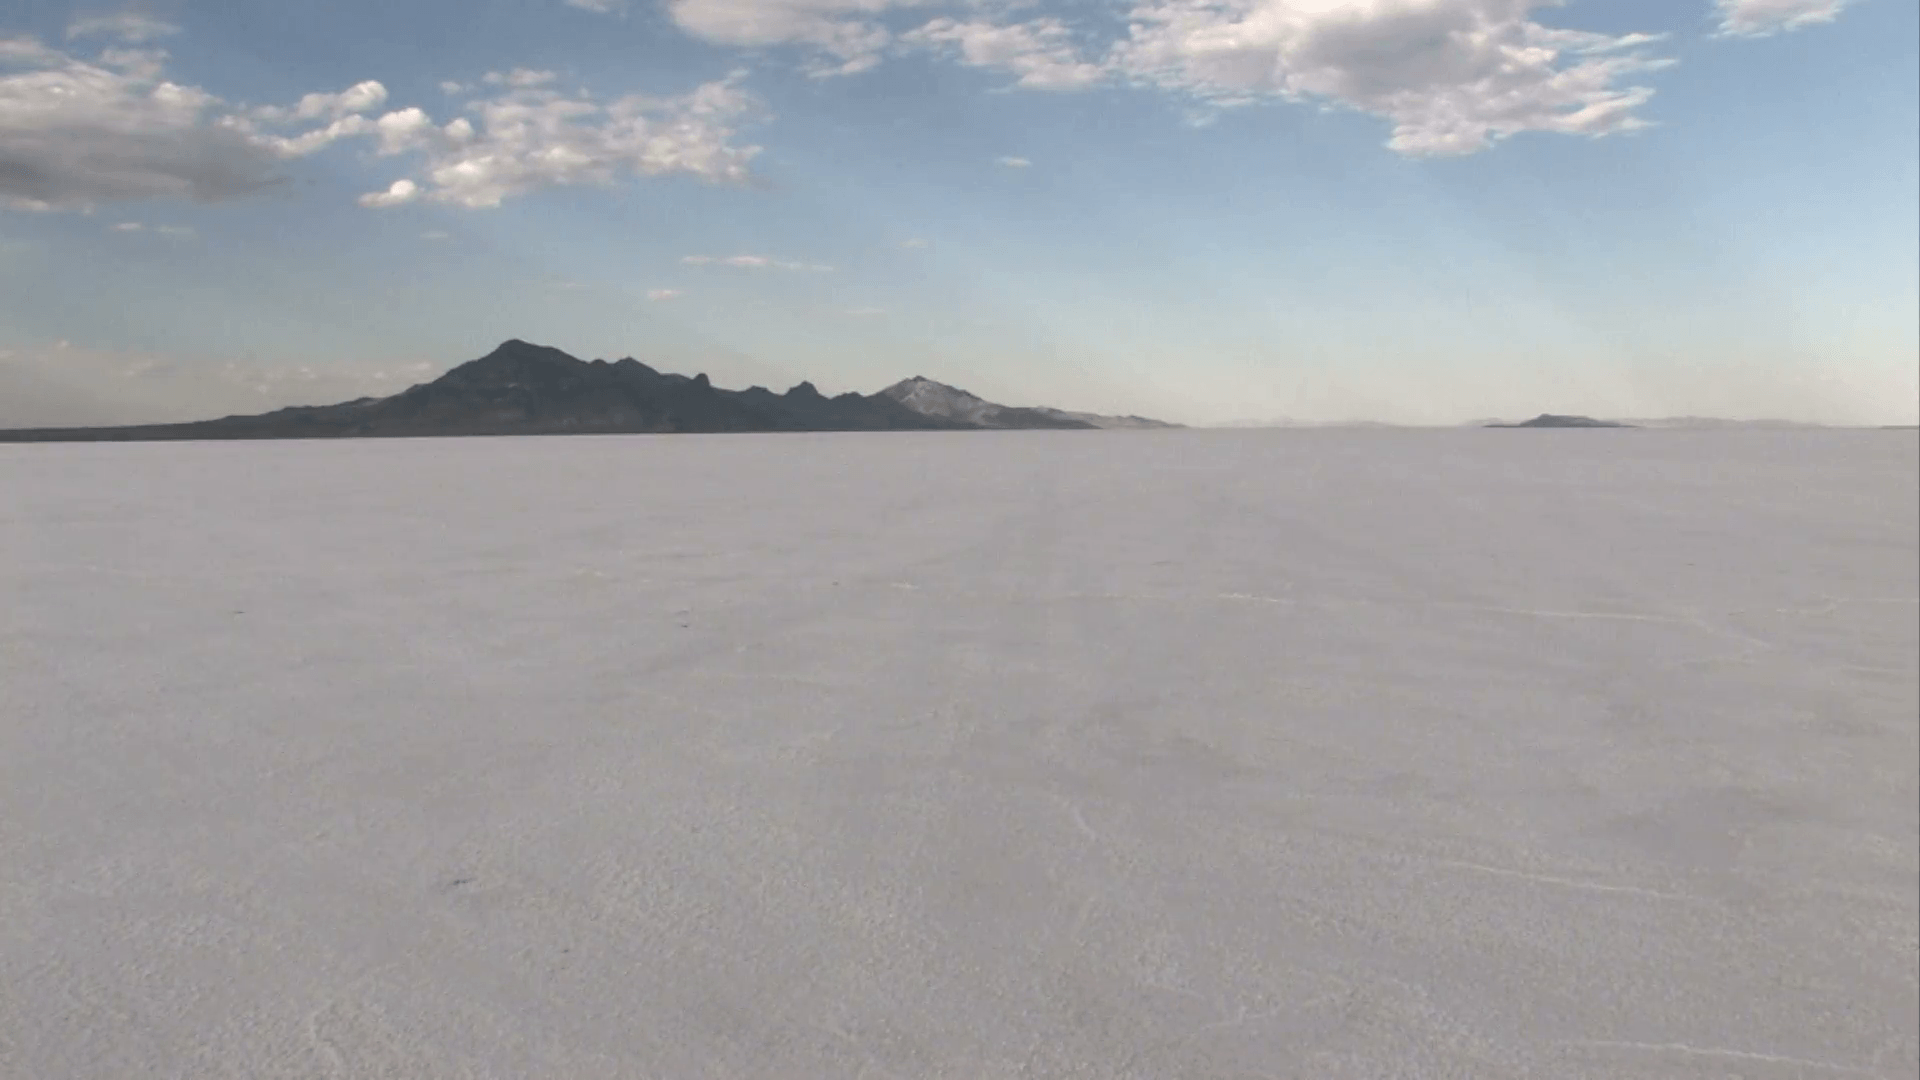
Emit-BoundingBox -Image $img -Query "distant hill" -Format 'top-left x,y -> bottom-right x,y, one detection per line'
1025,407 -> 1182,431
1486,414 -> 1635,429
878,377 -> 1180,431
877,377 -> 1091,429
0,341 -> 1172,443
1618,417 -> 1828,430
1479,415 -> 1850,430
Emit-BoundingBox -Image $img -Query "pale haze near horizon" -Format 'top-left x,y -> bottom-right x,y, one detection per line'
0,0 -> 1915,427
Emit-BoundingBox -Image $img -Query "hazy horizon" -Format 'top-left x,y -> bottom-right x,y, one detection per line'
2,0 -> 1916,428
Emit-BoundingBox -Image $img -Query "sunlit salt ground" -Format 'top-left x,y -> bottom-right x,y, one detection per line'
2,429 -> 1915,1080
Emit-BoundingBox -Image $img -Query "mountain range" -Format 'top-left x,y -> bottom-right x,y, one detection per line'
0,341 -> 1179,442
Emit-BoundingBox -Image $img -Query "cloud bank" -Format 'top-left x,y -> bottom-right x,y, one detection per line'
0,33 -> 762,211
0,0 -> 1865,218
662,0 -> 1691,156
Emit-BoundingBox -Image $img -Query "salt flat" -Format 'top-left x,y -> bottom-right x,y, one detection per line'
2,428 -> 1915,1080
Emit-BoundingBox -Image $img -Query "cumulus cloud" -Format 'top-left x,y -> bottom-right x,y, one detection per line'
350,71 -> 763,208
566,0 -> 629,12
0,36 -> 320,208
682,253 -> 832,270
1713,0 -> 1855,36
996,155 -> 1031,167
357,178 -> 420,208
1108,0 -> 1671,156
902,16 -> 1105,88
65,13 -> 180,43
667,0 -> 908,76
252,80 -> 389,123
0,32 -> 766,211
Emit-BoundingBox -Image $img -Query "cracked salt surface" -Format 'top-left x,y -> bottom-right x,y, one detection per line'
2,428 -> 1915,1079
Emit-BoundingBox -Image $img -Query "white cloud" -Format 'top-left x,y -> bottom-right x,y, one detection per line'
0,38 -> 59,65
1713,0 -> 1855,36
109,221 -> 192,235
248,79 -> 390,127
902,16 -> 1104,89
64,13 -> 180,43
439,80 -> 468,95
647,288 -> 684,300
566,0 -> 629,12
1109,0 -> 1671,156
352,72 -> 763,208
900,237 -> 928,248
259,113 -> 376,158
996,155 -> 1031,167
93,46 -> 168,79
372,107 -> 438,153
301,80 -> 389,120
666,0 -> 911,76
358,178 -> 420,208
682,254 -> 832,271
483,68 -> 560,88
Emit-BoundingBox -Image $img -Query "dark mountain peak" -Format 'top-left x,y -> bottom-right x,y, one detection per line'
692,372 -> 711,388
444,339 -> 591,387
788,381 -> 822,398
1488,414 -> 1634,429
482,338 -> 572,363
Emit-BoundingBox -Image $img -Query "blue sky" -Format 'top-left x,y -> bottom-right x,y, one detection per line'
1,0 -> 1913,425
